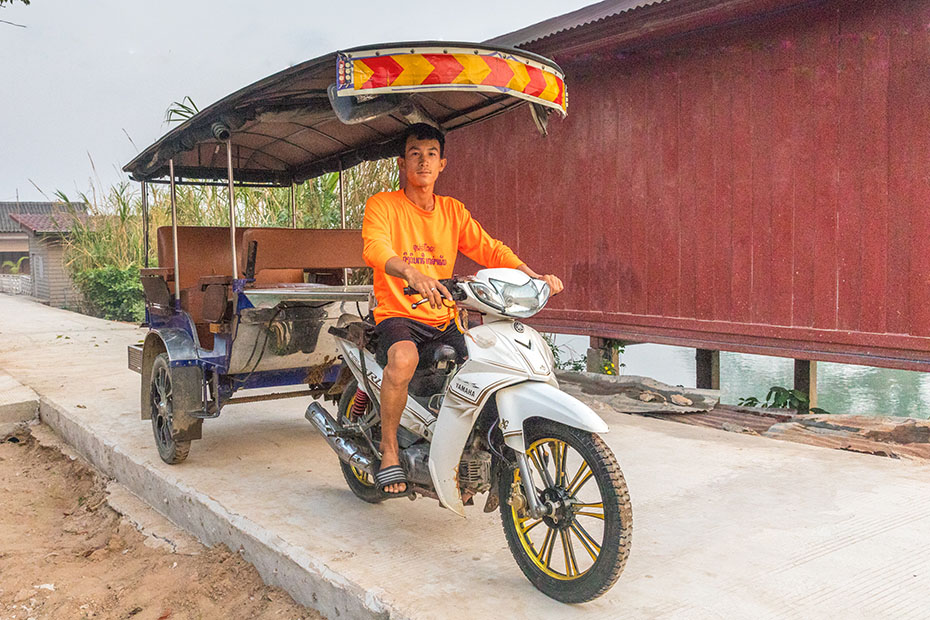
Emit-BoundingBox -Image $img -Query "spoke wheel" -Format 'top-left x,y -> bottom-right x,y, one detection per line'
150,353 -> 191,465
499,419 -> 632,603
336,380 -> 383,504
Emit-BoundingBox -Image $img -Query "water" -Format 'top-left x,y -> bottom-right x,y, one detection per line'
551,335 -> 930,419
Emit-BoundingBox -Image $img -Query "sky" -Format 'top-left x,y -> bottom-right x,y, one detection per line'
1,0 -> 593,203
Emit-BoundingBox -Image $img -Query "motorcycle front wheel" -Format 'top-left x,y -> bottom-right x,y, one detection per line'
499,419 -> 632,603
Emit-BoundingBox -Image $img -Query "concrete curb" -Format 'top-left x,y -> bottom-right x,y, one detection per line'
38,396 -> 395,620
0,372 -> 39,435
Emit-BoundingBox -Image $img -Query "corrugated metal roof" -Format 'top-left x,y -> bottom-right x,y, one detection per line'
486,0 -> 668,48
0,202 -> 86,233
8,212 -> 89,235
123,42 -> 565,186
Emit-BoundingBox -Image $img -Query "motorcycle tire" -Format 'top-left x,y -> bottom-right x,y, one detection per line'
336,380 -> 384,504
150,353 -> 191,465
499,418 -> 632,603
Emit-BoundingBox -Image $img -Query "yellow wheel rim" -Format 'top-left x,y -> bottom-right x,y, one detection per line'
345,392 -> 376,488
511,437 -> 606,581
351,464 -> 375,486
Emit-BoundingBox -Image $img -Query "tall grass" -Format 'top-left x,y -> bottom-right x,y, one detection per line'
55,159 -> 397,320
60,158 -> 398,271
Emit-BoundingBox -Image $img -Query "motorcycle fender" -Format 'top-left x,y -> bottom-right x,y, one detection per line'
140,329 -> 198,420
496,382 -> 608,453
139,330 -> 203,441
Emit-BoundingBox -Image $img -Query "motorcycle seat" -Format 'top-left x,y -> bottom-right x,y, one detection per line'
417,342 -> 458,372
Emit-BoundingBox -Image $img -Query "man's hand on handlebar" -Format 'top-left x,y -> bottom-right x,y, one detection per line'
537,274 -> 563,296
384,256 -> 452,310
403,269 -> 452,310
517,264 -> 563,296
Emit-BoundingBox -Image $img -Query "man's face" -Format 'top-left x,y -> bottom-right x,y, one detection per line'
398,136 -> 446,189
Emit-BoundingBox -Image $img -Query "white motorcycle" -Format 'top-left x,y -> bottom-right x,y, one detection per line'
305,268 -> 632,602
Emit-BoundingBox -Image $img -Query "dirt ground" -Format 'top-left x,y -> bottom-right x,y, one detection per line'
0,427 -> 323,620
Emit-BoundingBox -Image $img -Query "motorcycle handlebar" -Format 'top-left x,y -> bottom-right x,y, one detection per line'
403,278 -> 466,301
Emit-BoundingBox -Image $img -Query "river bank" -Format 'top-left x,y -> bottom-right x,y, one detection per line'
553,336 -> 930,419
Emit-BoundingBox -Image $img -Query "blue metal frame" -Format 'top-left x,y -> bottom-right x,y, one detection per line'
143,285 -> 343,410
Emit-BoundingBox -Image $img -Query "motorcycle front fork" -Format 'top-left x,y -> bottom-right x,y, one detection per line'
511,451 -> 554,519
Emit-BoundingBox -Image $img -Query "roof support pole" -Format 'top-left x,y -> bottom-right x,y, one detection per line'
338,161 -> 348,284
338,161 -> 346,229
290,182 -> 297,229
225,139 -> 239,278
168,160 -> 180,302
141,181 -> 149,269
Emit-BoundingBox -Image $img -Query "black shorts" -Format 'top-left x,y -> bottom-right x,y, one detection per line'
374,317 -> 468,368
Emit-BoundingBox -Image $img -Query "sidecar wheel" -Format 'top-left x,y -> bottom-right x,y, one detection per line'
499,419 -> 632,603
336,381 -> 383,504
150,353 -> 191,465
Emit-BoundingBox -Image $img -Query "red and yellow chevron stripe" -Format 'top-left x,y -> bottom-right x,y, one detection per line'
336,46 -> 566,115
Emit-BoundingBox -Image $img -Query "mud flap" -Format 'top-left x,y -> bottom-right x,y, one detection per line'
167,365 -> 204,442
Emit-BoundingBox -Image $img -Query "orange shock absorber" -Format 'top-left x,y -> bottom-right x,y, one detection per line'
350,389 -> 369,418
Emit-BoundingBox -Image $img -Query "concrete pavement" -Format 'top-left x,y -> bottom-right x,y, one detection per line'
1,292 -> 928,619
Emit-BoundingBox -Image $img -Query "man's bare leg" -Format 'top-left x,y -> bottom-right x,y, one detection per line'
379,341 -> 418,494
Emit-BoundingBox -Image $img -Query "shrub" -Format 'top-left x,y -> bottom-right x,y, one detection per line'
542,333 -> 588,372
738,385 -> 829,414
73,265 -> 144,322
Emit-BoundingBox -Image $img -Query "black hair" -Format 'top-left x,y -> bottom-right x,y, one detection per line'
399,123 -> 445,158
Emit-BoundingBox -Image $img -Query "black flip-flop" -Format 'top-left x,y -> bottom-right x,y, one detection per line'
375,465 -> 409,496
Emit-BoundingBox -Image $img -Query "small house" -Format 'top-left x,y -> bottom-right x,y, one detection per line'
1,202 -> 88,273
9,212 -> 86,308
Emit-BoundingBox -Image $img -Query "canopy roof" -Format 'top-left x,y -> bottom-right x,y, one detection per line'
124,42 -> 566,187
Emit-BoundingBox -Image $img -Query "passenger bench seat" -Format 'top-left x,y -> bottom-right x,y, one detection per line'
156,226 -> 245,347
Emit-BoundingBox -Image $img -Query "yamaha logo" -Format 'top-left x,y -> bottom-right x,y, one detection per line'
454,381 -> 478,397
513,322 -> 524,333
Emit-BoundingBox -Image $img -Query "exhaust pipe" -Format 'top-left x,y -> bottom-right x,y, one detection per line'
304,402 -> 375,476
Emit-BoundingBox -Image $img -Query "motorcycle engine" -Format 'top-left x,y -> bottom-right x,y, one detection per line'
458,449 -> 493,493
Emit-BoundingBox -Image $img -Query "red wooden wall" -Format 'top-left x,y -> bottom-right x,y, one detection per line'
441,0 -> 930,371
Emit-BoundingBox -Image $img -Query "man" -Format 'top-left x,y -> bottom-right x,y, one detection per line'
362,123 -> 563,495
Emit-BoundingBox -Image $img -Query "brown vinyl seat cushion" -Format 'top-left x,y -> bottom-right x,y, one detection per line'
238,228 -> 365,284
156,226 -> 245,292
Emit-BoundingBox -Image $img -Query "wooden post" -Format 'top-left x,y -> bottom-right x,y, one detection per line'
793,360 -> 818,408
695,349 -> 720,390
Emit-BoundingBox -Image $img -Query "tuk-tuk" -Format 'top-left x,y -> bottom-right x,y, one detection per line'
124,42 -> 567,464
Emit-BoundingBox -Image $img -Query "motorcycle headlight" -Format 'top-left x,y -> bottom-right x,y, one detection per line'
488,278 -> 550,318
469,281 -> 505,311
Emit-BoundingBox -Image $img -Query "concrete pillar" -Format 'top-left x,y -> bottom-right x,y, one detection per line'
695,349 -> 720,390
793,360 -> 818,408
587,337 -> 620,374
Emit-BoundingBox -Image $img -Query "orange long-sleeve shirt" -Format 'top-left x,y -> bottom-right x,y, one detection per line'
362,190 -> 524,326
